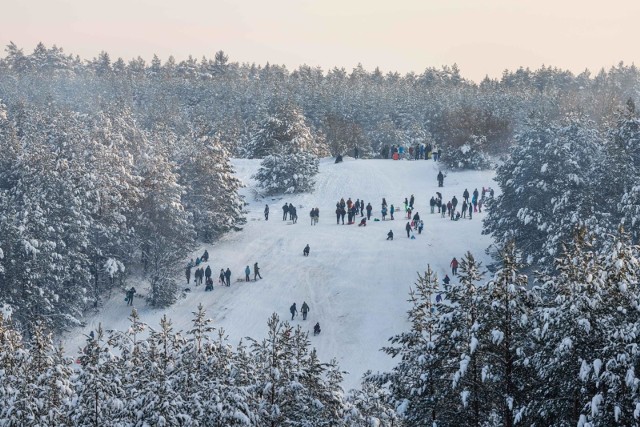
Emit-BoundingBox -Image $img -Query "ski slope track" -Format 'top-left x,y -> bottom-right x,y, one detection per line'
65,157 -> 496,391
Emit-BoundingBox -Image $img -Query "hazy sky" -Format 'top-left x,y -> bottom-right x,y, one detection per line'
1,0 -> 638,82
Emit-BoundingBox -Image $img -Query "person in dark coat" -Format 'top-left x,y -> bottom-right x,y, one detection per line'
219,269 -> 225,285
366,203 -> 373,220
354,146 -> 359,159
194,267 -> 201,286
360,200 -> 364,217
185,264 -> 192,285
282,203 -> 289,221
289,203 -> 295,220
387,230 -> 394,240
406,222 -> 412,238
463,189 -> 469,203
450,258 -> 459,275
254,262 -> 262,280
335,154 -> 343,163
430,197 -> 436,214
303,244 -> 310,256
290,303 -> 298,320
202,250 -> 209,262
469,203 -> 473,219
462,200 -> 468,218
335,206 -> 341,225
224,268 -> 231,287
126,287 -> 136,306
264,204 -> 269,220
313,322 -> 321,336
301,302 -> 310,320
443,274 -> 450,285
340,207 -> 346,224
358,217 -> 367,226
409,194 -> 415,209
205,277 -> 214,291
245,265 -> 251,282
205,265 -> 212,283
437,171 -> 444,187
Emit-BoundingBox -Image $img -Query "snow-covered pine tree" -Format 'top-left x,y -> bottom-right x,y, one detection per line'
134,146 -> 195,307
527,228 -> 601,425
577,229 -> 640,425
252,152 -> 319,195
436,251 -> 488,425
346,373 -> 401,426
175,132 -> 245,242
483,114 -> 602,269
71,325 -> 127,426
473,243 -> 534,426
441,134 -> 492,170
615,99 -> 640,243
374,266 -> 445,425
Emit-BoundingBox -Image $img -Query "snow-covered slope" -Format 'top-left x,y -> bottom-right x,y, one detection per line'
65,157 -> 496,391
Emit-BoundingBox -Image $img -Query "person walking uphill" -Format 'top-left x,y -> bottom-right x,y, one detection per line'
224,268 -> 232,287
450,257 -> 459,275
290,302 -> 298,320
245,265 -> 251,282
301,301 -> 310,320
126,287 -> 136,306
254,262 -> 262,280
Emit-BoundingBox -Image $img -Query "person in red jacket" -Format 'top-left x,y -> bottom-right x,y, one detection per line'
450,257 -> 459,275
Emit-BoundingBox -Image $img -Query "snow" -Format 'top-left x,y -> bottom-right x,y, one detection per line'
63,158 -> 495,391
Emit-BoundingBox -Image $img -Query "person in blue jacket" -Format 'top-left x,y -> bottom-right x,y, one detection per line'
245,265 -> 251,282
381,206 -> 387,220
390,204 -> 395,220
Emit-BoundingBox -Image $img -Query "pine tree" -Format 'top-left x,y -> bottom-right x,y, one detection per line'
252,152 -> 319,195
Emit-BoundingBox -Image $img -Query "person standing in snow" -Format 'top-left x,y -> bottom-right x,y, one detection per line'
185,264 -> 192,285
301,302 -> 310,320
354,146 -> 359,159
289,203 -> 295,220
381,206 -> 387,221
450,257 -> 459,275
303,244 -> 310,256
409,194 -> 415,209
468,203 -> 473,219
406,221 -> 412,238
264,204 -> 269,220
390,204 -> 395,220
463,189 -> 470,203
360,200 -> 364,217
430,197 -> 436,214
462,200 -> 468,218
205,265 -> 212,284
224,268 -> 232,287
472,192 -> 478,213
245,265 -> 251,282
382,198 -> 388,209
126,287 -> 136,306
437,171 -> 444,187
290,302 -> 298,320
418,220 -> 424,234
366,203 -> 373,220
282,203 -> 289,221
219,269 -> 225,285
254,262 -> 262,280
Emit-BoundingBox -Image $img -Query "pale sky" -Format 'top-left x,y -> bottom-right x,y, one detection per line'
1,0 -> 638,82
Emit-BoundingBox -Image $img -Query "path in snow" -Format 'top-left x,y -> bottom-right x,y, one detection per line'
65,157 -> 496,391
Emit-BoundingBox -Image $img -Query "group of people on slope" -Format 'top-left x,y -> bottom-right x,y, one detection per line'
282,202 -> 298,223
384,143 -> 440,161
290,301 -> 321,335
335,197 -> 365,225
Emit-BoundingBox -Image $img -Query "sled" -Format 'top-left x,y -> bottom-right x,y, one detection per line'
373,218 -> 380,222
236,278 -> 257,282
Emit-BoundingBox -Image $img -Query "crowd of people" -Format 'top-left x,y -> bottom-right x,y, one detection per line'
124,165 -> 496,342
383,143 -> 441,161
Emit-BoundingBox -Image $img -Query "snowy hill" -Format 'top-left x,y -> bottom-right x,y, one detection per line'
64,157 -> 496,391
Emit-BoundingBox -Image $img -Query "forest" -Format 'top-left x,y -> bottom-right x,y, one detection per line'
1,43 -> 640,425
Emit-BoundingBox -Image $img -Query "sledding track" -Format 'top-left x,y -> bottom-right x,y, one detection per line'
66,157 -> 496,391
